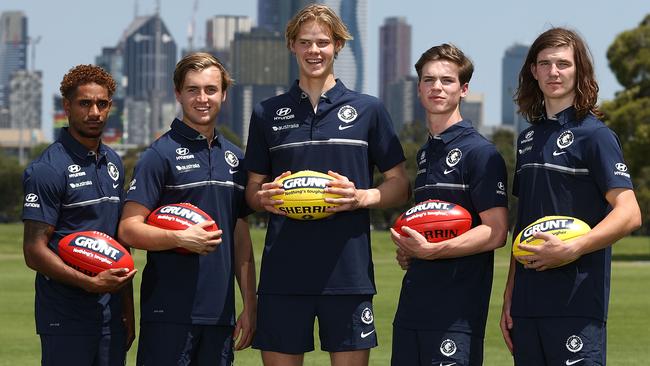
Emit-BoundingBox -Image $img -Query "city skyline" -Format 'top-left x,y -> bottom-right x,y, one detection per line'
1,0 -> 649,141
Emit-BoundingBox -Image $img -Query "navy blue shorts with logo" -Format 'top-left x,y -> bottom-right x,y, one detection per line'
512,317 -> 606,366
40,332 -> 126,366
136,323 -> 234,366
391,325 -> 482,366
253,294 -> 377,354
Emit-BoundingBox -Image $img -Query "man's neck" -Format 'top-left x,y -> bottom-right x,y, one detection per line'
427,110 -> 463,136
298,74 -> 337,109
544,96 -> 574,118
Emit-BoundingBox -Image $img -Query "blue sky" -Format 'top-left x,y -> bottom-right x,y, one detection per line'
2,0 -> 649,139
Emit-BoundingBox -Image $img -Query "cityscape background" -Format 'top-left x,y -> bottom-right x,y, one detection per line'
1,0 -> 649,161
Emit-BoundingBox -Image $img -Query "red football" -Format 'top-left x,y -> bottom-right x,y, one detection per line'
146,203 -> 219,254
57,231 -> 134,276
393,200 -> 472,243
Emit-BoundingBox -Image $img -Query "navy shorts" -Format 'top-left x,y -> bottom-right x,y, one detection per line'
40,332 -> 126,366
512,317 -> 606,366
136,323 -> 234,366
253,294 -> 377,354
391,325 -> 483,366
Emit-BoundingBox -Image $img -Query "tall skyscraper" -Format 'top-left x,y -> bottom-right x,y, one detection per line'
460,93 -> 484,128
384,75 -> 425,131
379,17 -> 411,102
502,43 -> 529,133
205,15 -> 252,70
0,11 -> 28,109
230,28 -> 289,142
119,14 -> 177,145
324,0 -> 367,93
120,15 -> 177,102
258,0 -> 314,34
9,70 -> 41,164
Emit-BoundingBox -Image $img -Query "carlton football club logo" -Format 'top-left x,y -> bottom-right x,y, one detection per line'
557,130 -> 574,149
224,151 -> 239,168
566,335 -> 583,353
107,162 -> 119,181
440,339 -> 457,357
360,308 -> 374,325
337,105 -> 358,123
446,148 -> 462,167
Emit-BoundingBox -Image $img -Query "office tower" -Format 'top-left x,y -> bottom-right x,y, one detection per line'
384,75 -> 425,132
205,15 -> 252,71
120,14 -> 177,144
379,17 -> 411,102
502,43 -> 529,133
460,93 -> 484,128
230,28 -> 289,143
9,70 -> 41,129
0,11 -> 28,109
258,0 -> 315,34
323,0 -> 367,93
95,47 -> 125,98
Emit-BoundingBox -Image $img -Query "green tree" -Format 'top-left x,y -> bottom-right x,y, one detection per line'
603,14 -> 650,233
0,152 -> 24,222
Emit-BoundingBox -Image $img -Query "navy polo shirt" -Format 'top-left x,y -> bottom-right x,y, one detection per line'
393,120 -> 508,334
22,127 -> 125,335
126,119 -> 249,326
245,80 -> 405,295
511,107 -> 634,321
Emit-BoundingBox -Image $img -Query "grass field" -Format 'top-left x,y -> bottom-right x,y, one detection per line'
1,223 -> 649,365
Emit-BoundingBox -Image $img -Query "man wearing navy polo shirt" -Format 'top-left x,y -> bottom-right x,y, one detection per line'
22,65 -> 137,366
118,53 -> 256,365
390,44 -> 509,365
500,28 -> 641,365
244,4 -> 409,366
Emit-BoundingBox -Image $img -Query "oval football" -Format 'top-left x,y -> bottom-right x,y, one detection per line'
57,231 -> 134,276
512,215 -> 591,268
146,203 -> 218,254
393,200 -> 472,243
271,170 -> 342,220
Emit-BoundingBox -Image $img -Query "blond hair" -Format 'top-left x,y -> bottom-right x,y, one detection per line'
285,4 -> 352,56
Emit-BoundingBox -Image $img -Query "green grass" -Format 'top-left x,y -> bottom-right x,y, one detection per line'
1,223 -> 649,365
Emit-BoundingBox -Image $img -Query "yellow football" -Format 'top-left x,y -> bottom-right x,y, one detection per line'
271,170 -> 342,220
513,216 -> 591,267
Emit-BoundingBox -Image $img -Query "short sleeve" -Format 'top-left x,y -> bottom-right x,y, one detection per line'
125,147 -> 167,210
243,103 -> 272,175
22,162 -> 64,226
368,101 -> 406,172
585,127 -> 634,194
468,145 -> 509,213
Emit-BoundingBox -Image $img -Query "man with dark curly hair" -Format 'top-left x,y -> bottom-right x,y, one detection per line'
22,64 -> 137,366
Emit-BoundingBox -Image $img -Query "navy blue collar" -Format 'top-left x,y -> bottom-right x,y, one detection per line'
170,118 -> 221,147
58,127 -> 107,160
288,79 -> 348,105
429,120 -> 474,145
544,106 -> 576,126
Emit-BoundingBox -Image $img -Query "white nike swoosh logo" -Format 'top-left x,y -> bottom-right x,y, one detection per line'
338,124 -> 354,130
229,169 -> 238,174
565,358 -> 584,365
553,150 -> 567,156
443,169 -> 455,174
112,183 -> 119,189
360,329 -> 375,338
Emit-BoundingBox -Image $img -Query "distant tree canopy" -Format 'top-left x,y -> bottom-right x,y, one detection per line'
603,14 -> 650,233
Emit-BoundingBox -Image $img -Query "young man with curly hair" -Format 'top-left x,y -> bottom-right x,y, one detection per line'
22,64 -> 137,366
